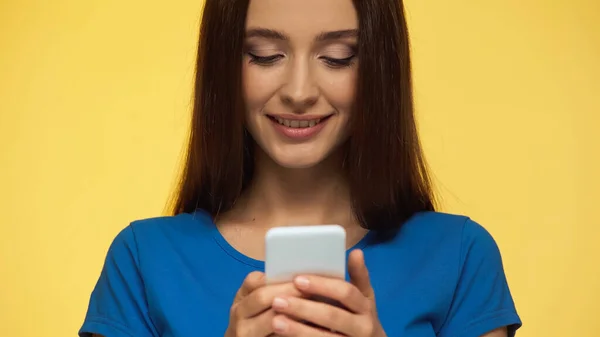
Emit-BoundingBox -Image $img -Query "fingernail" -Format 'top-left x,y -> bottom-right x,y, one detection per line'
273,318 -> 288,332
295,276 -> 310,289
272,297 -> 288,309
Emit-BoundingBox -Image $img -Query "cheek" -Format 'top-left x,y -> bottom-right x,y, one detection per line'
318,70 -> 356,112
242,64 -> 282,113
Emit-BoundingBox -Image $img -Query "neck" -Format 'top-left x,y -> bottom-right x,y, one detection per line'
221,147 -> 357,230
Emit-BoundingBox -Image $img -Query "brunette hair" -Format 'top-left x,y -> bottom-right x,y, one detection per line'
169,0 -> 436,231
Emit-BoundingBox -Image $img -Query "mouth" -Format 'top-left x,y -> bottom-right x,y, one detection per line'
266,114 -> 333,129
265,113 -> 333,140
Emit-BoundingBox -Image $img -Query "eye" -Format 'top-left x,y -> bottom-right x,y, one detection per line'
320,55 -> 356,68
247,52 -> 283,66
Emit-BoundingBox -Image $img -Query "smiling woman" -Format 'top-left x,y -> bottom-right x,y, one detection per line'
79,0 -> 522,337
244,27 -> 357,142
242,7 -> 359,170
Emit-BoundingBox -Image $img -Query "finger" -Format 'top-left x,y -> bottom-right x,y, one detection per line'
238,308 -> 276,337
236,272 -> 266,302
293,275 -> 368,314
271,296 -> 359,335
271,314 -> 342,337
348,249 -> 374,298
238,283 -> 304,318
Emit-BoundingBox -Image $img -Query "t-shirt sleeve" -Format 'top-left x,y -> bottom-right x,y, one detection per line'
79,225 -> 157,337
437,219 -> 522,337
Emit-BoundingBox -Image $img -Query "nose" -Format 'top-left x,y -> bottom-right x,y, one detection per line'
279,57 -> 318,109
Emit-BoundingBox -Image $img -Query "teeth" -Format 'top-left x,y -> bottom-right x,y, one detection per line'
275,117 -> 322,128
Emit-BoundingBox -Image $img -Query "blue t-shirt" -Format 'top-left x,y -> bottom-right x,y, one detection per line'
79,210 -> 521,337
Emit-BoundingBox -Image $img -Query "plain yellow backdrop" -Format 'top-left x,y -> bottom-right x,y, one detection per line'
1,0 -> 598,336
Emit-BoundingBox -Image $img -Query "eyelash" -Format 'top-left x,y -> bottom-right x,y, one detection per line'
322,55 -> 356,68
247,53 -> 356,68
247,53 -> 282,66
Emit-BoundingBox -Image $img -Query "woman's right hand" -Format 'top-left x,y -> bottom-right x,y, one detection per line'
225,271 -> 303,337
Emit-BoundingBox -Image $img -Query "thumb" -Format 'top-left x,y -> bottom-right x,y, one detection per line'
348,249 -> 374,298
235,271 -> 265,302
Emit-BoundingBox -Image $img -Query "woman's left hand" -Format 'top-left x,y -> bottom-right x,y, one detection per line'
270,249 -> 387,337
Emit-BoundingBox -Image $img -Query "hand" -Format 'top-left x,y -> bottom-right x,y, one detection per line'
225,271 -> 304,337
269,249 -> 387,337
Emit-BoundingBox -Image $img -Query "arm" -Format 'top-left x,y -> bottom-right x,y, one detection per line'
79,225 -> 157,337
437,219 -> 521,337
482,327 -> 508,337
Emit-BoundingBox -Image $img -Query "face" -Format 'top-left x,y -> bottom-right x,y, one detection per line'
243,0 -> 358,169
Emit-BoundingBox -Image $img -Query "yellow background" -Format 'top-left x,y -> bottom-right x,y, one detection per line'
1,0 -> 598,336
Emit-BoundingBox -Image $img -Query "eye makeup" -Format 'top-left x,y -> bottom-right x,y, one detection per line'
245,45 -> 357,68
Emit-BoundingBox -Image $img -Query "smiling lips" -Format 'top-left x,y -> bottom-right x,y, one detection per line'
267,114 -> 332,140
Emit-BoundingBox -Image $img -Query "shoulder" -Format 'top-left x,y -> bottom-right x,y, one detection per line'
408,213 -> 522,336
411,212 -> 504,263
402,211 -> 468,232
128,211 -> 212,240
104,211 -> 214,264
399,211 -> 509,285
373,211 -> 505,277
401,211 -> 499,249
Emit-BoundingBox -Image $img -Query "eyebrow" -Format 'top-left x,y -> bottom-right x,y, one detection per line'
245,28 -> 358,42
315,29 -> 358,42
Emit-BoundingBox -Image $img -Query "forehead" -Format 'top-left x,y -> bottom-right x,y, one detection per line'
246,0 -> 358,32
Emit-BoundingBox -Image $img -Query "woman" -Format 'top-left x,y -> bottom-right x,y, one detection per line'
80,0 -> 522,336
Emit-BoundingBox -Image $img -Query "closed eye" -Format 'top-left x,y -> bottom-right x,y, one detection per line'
247,52 -> 283,66
247,53 -> 356,68
321,55 -> 356,68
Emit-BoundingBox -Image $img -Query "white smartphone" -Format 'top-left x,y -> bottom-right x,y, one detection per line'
265,225 -> 346,284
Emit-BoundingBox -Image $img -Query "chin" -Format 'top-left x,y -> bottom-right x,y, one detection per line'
268,146 -> 330,170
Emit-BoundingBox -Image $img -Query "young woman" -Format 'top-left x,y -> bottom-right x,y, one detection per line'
80,0 -> 522,336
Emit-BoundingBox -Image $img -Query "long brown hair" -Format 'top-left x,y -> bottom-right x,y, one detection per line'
169,0 -> 436,231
